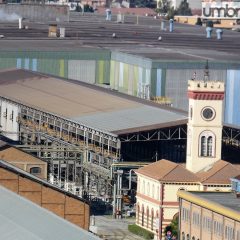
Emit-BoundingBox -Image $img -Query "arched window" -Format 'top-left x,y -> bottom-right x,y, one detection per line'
199,131 -> 215,157
182,232 -> 185,240
151,209 -> 154,230
30,167 -> 41,174
137,204 -> 140,224
152,184 -> 155,199
147,182 -> 150,196
201,136 -> 207,156
186,234 -> 190,240
207,136 -> 213,156
142,180 -> 145,194
146,207 -> 149,228
141,205 -> 144,226
157,186 -> 160,200
192,237 -> 195,240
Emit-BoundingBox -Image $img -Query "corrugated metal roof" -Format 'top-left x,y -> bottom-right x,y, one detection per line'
184,191 -> 240,213
0,69 -> 187,134
0,186 -> 100,240
73,105 -> 186,132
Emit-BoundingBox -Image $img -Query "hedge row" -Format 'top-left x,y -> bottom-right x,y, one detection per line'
128,224 -> 154,239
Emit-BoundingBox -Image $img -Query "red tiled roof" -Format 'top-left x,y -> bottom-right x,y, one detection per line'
135,159 -> 200,182
196,160 -> 240,184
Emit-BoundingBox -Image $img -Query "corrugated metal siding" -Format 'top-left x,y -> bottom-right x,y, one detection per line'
0,58 -> 15,70
110,60 -> 152,97
96,60 -> 110,84
156,69 -> 162,96
68,60 -> 96,84
165,69 -> 227,110
38,59 -> 60,76
133,65 -> 139,96
111,51 -> 152,68
225,70 -> 240,125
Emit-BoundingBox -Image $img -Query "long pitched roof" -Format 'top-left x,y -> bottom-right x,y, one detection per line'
0,141 -> 46,165
135,159 -> 240,185
0,186 -> 100,240
135,159 -> 200,182
0,69 -> 187,135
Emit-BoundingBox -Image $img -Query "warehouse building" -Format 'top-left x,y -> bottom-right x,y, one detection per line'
0,14 -> 239,126
0,68 -> 189,213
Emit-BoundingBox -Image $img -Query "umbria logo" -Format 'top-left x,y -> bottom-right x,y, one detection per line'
202,2 -> 240,18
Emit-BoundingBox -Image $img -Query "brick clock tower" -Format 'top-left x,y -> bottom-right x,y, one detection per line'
186,71 -> 225,173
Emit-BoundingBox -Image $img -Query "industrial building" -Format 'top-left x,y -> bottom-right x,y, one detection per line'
0,13 -> 239,126
0,68 -> 189,213
0,13 -> 240,215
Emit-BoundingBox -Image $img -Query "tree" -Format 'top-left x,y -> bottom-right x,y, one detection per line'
175,0 -> 192,16
156,0 -> 170,15
164,216 -> 179,239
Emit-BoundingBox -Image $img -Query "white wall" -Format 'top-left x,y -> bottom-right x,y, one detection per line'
0,100 -> 20,141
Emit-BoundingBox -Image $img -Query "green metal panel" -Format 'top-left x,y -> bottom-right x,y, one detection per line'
110,60 -> 115,88
104,60 -> 110,85
59,59 -> 66,78
128,65 -> 134,95
0,50 -> 111,61
96,60 -> 110,84
161,69 -> 166,96
133,66 -> 139,96
97,60 -> 104,84
123,63 -> 129,92
151,68 -> 157,97
0,58 -> 15,69
37,59 -> 60,76
114,61 -> 120,90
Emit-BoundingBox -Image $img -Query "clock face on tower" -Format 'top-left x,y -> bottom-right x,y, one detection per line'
202,107 -> 215,120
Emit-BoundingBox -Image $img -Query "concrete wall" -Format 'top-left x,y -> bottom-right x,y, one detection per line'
0,167 -> 90,230
0,4 -> 69,22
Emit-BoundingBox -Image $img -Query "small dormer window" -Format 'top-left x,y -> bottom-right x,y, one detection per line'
30,167 -> 41,174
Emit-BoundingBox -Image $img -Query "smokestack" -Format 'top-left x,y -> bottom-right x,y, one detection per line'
19,18 -> 23,29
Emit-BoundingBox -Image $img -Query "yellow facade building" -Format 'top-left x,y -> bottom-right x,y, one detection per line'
177,190 -> 240,240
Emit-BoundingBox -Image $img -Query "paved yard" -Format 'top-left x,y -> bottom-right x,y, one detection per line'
90,215 -> 145,240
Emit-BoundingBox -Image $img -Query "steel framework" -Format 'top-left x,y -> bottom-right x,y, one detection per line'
3,96 -> 240,215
